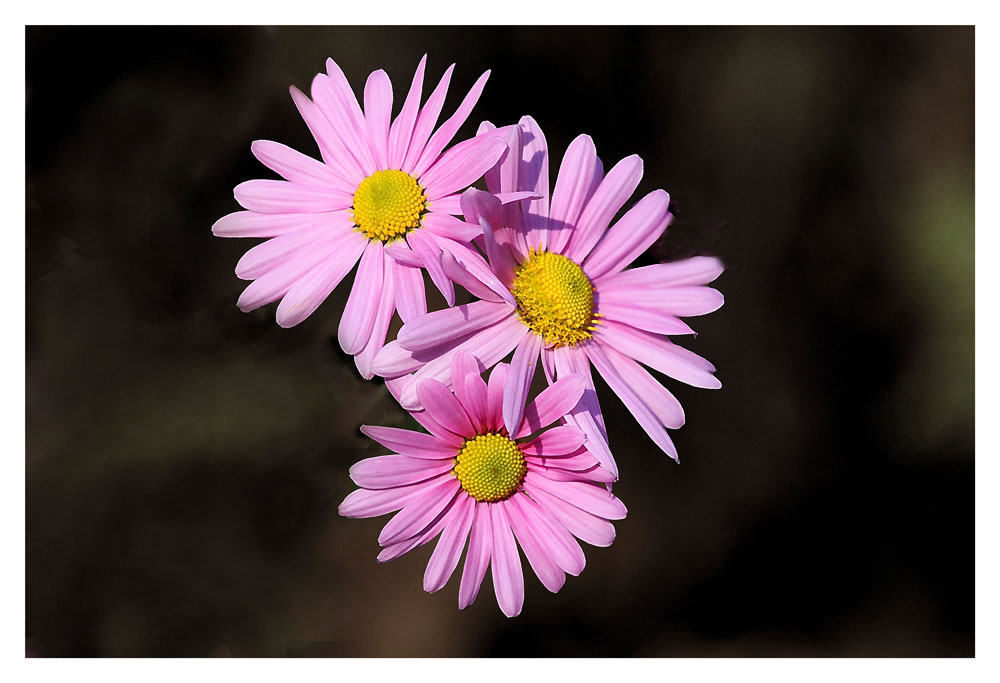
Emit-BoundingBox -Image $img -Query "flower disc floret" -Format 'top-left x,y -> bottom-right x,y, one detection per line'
512,249 -> 597,347
352,170 -> 427,242
453,433 -> 526,502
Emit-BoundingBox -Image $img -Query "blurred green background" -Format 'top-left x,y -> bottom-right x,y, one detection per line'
25,26 -> 973,656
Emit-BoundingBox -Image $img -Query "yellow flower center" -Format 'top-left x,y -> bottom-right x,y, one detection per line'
511,249 -> 598,347
351,170 -> 427,242
453,433 -> 526,503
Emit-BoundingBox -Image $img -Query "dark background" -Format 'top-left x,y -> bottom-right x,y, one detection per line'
25,26 -> 974,657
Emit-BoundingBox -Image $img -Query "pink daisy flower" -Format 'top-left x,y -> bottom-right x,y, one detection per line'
212,56 -> 518,378
372,117 -> 724,477
339,351 -> 624,617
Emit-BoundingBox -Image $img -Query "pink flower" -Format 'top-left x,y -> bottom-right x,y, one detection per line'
212,56 -> 518,378
372,118 -> 724,477
339,352 -> 624,617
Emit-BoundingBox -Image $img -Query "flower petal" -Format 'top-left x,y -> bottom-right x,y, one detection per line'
350,455 -> 455,489
597,300 -> 697,336
551,345 -> 615,477
235,241 -> 339,312
403,64 -> 454,172
523,471 -> 627,520
423,493 -> 476,593
314,64 -> 376,175
378,477 -> 460,546
274,230 -> 368,328
388,55 -> 426,170
417,378 -> 476,440
441,250 -> 504,303
600,341 -> 686,429
234,179 -> 352,214
521,481 -> 617,547
513,490 -> 586,576
391,259 -> 427,323
338,240 -> 385,354
360,425 -> 459,459
516,374 -> 586,438
503,333 -> 543,436
598,285 -> 725,318
405,229 -> 455,307
518,115 -> 550,249
459,502 -> 492,610
234,219 -> 344,280
413,70 -> 491,178
582,189 -> 671,280
520,426 -> 587,457
563,154 -> 643,263
338,484 -> 426,519
250,139 -> 355,194
363,69 -> 392,169
354,265 -> 396,379
584,341 -> 679,460
506,494 -> 566,593
433,234 -> 515,306
420,212 -> 482,243
213,211 -> 330,239
486,362 -> 510,434
594,256 -> 725,289
489,503 -> 524,618
288,85 -> 365,183
595,319 -> 721,389
397,300 -> 512,353
547,134 -> 600,255
421,134 -> 508,201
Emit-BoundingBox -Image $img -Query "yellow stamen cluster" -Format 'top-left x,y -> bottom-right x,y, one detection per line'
453,433 -> 526,503
511,249 -> 598,347
351,170 -> 426,242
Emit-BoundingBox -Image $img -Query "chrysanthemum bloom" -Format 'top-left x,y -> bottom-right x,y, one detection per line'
340,352 -> 624,617
212,56 -> 519,378
373,118 -> 724,476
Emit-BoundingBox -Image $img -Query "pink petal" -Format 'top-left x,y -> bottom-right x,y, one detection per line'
393,314 -> 527,410
449,351 -> 487,430
378,477 -> 460,546
486,362 -> 510,433
523,472 -> 627,521
417,379 -> 476,440
518,115 -> 550,249
594,256 -> 725,289
392,259 -> 427,323
582,190 -> 671,280
412,70 -> 491,178
234,179 -> 352,214
388,55 -> 426,170
423,493 -> 476,593
547,134 -> 600,255
458,502 -> 492,610
363,69 -> 392,169
338,240 -> 385,354
563,154 -> 643,263
421,134 -> 508,202
236,243 -> 338,313
525,449 -> 601,471
250,139 -> 354,194
360,425 -> 459,459
433,234 -> 515,306
409,408 -> 465,449
585,340 -> 679,460
234,220 -> 342,280
460,189 -> 518,288
420,212 -> 481,243
313,65 -> 376,176
405,229 -> 455,307
397,300 -> 512,353
520,426 -> 587,457
513,490 -> 586,575
530,462 -> 616,484
489,503 -> 524,618
213,211 -> 331,239
516,374 -> 586,438
503,333 -> 543,436
354,266 -> 396,379
350,455 -> 454,489
384,241 -> 423,267
288,85 -> 366,183
595,320 -> 721,389
598,285 -> 725,318
402,64 -> 454,172
601,341 -> 685,429
521,482 -> 617,547
441,250 -> 503,303
338,482 -> 427,519
597,300 -> 697,336
505,494 -> 566,593
427,194 -> 462,215
274,230 -> 368,328
551,345 -> 615,477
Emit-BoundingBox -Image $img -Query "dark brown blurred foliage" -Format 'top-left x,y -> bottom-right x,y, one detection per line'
25,26 -> 973,657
